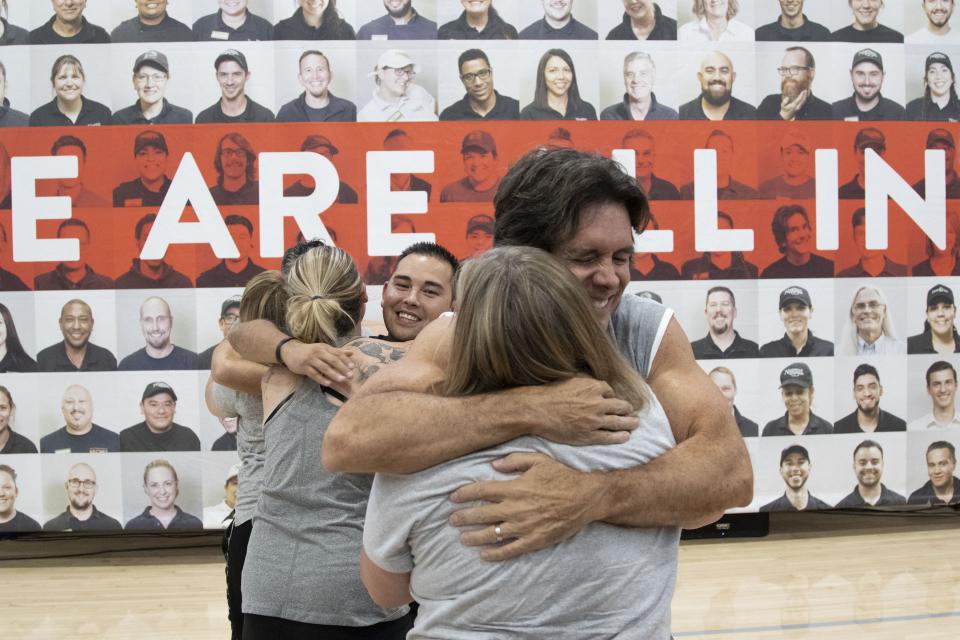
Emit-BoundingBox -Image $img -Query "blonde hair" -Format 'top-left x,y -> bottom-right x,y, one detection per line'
445,247 -> 649,412
143,459 -> 179,486
240,270 -> 288,326
285,244 -> 364,345
692,0 -> 739,19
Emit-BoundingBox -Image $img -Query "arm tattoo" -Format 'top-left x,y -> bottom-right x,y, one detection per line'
346,338 -> 407,386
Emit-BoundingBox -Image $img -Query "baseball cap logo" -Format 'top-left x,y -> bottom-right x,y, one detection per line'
784,287 -> 803,296
933,286 -> 950,295
784,368 -> 804,378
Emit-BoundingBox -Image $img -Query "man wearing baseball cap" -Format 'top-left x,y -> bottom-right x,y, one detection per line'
834,364 -> 906,433
831,0 -> 903,43
284,135 -> 358,204
440,130 -> 502,202
832,49 -> 905,121
464,214 -> 494,259
358,49 -> 438,122
839,128 -> 887,199
196,49 -> 275,124
120,382 -> 201,452
203,464 -> 240,530
114,51 -> 193,125
909,284 -> 960,353
907,0 -> 957,43
757,47 -> 832,121
277,51 -> 357,123
912,128 -> 960,199
111,0 -> 192,43
760,286 -> 834,358
112,131 -> 174,207
199,297 -> 241,370
760,445 -> 831,512
762,363 -> 834,436
838,207 -> 907,277
759,131 -> 816,199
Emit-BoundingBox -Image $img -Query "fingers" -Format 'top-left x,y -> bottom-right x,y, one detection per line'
458,521 -> 510,547
491,452 -> 549,474
601,397 -> 636,418
449,480 -> 509,505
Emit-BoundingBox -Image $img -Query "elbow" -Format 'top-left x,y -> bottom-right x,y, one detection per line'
726,451 -> 755,508
365,585 -> 411,610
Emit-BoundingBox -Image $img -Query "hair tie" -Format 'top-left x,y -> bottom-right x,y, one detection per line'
310,295 -> 326,301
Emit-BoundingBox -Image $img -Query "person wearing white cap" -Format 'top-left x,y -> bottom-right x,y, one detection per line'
759,131 -> 816,199
358,49 -> 438,122
203,463 -> 239,529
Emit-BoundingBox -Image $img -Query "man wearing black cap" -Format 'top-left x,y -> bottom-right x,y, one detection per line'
37,299 -> 117,372
438,1 -> 518,39
831,0 -> 903,42
839,128 -> 887,199
833,49 -> 905,121
113,131 -> 174,207
910,361 -> 960,431
762,363 -> 833,436
276,50 -> 357,123
755,0 -> 831,41
111,0 -> 192,43
0,61 -> 28,128
440,49 -> 520,121
691,286 -> 760,359
761,445 -> 831,512
834,364 -> 906,433
196,49 -> 275,124
193,0 -> 274,41
907,0 -> 956,43
837,440 -> 906,507
113,51 -> 193,125
464,214 -> 493,259
284,135 -> 358,204
197,215 -> 266,288
908,441 -> 960,505
35,220 -> 114,291
760,286 -> 834,358
440,131 -> 502,202
838,208 -> 907,277
30,0 -> 110,45
912,129 -> 960,198
210,132 -> 259,205
115,213 -> 193,289
908,284 -> 960,354
199,297 -> 241,370
120,382 -> 201,452
757,47 -> 832,121
709,366 -> 758,438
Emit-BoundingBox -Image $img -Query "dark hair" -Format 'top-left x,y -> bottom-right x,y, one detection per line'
0,303 -> 32,366
282,238 -> 326,275
458,48 -> 490,73
922,58 -> 960,121
706,129 -> 733,149
854,439 -> 883,459
717,211 -> 735,228
51,135 -> 87,158
0,384 -> 12,408
771,204 -> 810,254
0,221 -> 5,243
214,132 -> 256,184
533,49 -> 586,114
224,214 -> 253,235
928,440 -> 956,463
135,213 -> 157,242
57,218 -> 90,240
298,49 -> 329,68
384,128 -> 408,143
786,46 -> 815,69
851,207 -> 866,229
706,285 -> 736,307
926,360 -> 957,386
853,363 -> 880,384
396,242 -> 459,276
0,463 -> 16,486
494,149 -> 650,253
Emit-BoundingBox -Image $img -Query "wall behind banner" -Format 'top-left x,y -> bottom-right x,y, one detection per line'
1,0 -> 959,532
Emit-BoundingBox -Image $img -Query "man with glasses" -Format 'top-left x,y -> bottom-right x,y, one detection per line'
210,133 -> 259,206
359,49 -> 438,122
111,0 -> 192,42
196,49 -> 274,124
601,51 -> 677,121
757,47 -> 832,120
114,51 -> 193,125
30,0 -> 110,45
40,385 -> 120,453
115,214 -> 193,289
842,285 -> 905,356
200,298 -> 241,370
277,50 -> 357,123
440,49 -> 518,120
43,463 -> 122,531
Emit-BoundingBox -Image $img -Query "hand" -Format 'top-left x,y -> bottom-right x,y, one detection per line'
448,453 -> 602,561
281,340 -> 355,386
520,378 -> 639,445
779,89 -> 808,121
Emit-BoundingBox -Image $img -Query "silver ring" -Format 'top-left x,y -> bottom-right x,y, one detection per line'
494,524 -> 503,543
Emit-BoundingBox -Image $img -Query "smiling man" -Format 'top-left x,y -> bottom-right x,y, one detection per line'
40,385 -> 120,453
761,205 -> 834,278
196,49 -> 274,124
438,0 -> 518,39
115,214 -> 193,289
840,285 -> 905,356
601,51 -> 677,120
762,363 -> 833,436
440,49 -> 518,120
838,208 -> 907,277
760,286 -> 833,357
607,0 -> 677,40
909,441 -> 960,505
691,286 -> 760,359
832,0 -> 904,42
679,50 -> 756,120
277,50 -> 357,122
45,135 -> 108,208
119,296 -> 198,371
37,299 -> 117,372
833,49 -> 905,121
113,130 -> 174,207
761,445 -> 831,512
520,0 -> 597,39
440,131 -> 501,202
0,465 -> 41,533
358,0 -> 437,39
35,220 -> 114,291
113,51 -> 193,125
359,49 -> 437,122
210,132 -> 259,205
43,463 -> 122,531
756,0 -> 831,41
30,0 -> 110,44
759,131 -> 816,199
910,361 -> 960,430
112,0 -> 192,42
194,0 -> 274,40
834,364 -> 906,433
620,129 -> 680,200
908,0 -> 957,42
197,215 -> 266,287
120,382 -> 201,452
757,47 -> 832,120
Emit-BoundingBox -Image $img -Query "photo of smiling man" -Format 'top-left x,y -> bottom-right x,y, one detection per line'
679,50 -> 755,120
40,384 -> 120,454
832,48 -> 905,121
761,204 -> 835,279
113,131 -> 173,207
43,462 -> 122,531
601,51 -> 677,120
760,444 -> 832,511
440,48 -> 519,120
111,0 -> 192,43
439,130 -> 501,202
118,296 -> 198,371
196,49 -> 274,124
836,440 -> 906,506
908,284 -> 960,354
607,0 -> 678,40
36,299 -> 116,372
834,364 -> 906,433
832,0 -> 904,43
113,51 -> 193,125
120,382 -> 201,452
193,0 -> 274,41
276,50 -> 357,123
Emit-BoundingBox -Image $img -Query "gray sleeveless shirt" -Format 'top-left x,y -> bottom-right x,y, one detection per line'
212,383 -> 264,526
242,377 -> 409,626
364,296 -> 679,639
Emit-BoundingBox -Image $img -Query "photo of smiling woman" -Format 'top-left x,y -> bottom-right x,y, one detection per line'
520,48 -> 597,120
906,52 -> 960,121
29,54 -> 112,127
274,0 -> 356,40
125,459 -> 202,531
0,303 -> 37,373
0,385 -> 38,454
908,284 -> 960,354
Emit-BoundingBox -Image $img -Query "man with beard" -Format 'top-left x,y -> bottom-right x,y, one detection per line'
40,385 -> 120,453
0,465 -> 41,533
761,445 -> 830,511
111,0 -> 192,43
838,285 -> 906,356
762,363 -> 834,436
283,135 -> 358,204
910,361 -> 960,430
358,0 -> 437,40
438,0 -> 519,39
833,49 -> 905,121
440,131 -> 502,202
115,214 -> 193,289
359,49 -> 438,122
197,215 -> 266,287
908,0 -> 958,43
909,441 -> 960,505
193,0 -> 274,41
45,136 -> 108,208
832,0 -> 904,43
210,132 -> 259,206
120,382 -> 201,452
690,286 -> 760,359
113,51 -> 193,125
37,299 -> 117,372
463,215 -> 494,259
838,208 -> 907,277
119,296 -> 199,371
196,50 -> 274,124
709,366 -> 758,437
912,128 -> 960,198
277,50 -> 357,123
757,47 -> 832,120
760,286 -> 834,358
606,0 -> 677,40
43,463 -> 122,531
834,364 -> 906,433
679,130 -> 758,199
679,50 -> 755,120
839,127 -> 888,199
756,0 -> 831,41
600,51 -> 677,120
620,129 -> 679,200
113,131 -> 174,207
440,49 -> 519,120
34,220 -> 114,291
30,0 -> 110,45
680,212 -> 758,279
759,131 -> 816,199
519,0 -> 597,39
761,205 -> 834,278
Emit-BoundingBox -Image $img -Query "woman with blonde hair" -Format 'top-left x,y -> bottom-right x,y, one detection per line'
125,459 -> 202,531
678,0 -> 753,42
29,54 -> 112,127
360,246 -> 679,639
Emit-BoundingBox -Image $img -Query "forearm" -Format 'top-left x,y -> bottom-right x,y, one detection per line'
227,319 -> 287,365
210,341 -> 268,396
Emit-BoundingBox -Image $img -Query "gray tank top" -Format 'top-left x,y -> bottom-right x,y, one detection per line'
212,384 -> 264,526
241,377 -> 408,626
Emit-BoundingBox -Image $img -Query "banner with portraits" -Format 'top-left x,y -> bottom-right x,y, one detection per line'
2,0 -> 960,533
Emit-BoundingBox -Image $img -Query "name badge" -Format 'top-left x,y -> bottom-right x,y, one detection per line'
844,116 -> 860,122
372,34 -> 388,40
124,198 -> 144,207
89,448 -> 109,454
211,30 -> 230,40
54,448 -> 71,454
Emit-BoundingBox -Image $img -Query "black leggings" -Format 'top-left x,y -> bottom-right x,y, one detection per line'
242,611 -> 415,640
225,518 -> 253,640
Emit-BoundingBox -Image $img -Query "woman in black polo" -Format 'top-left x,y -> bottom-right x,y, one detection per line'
0,303 -> 36,372
29,54 -> 112,127
520,48 -> 596,121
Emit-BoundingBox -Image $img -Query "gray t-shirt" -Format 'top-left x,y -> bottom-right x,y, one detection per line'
364,297 -> 679,639
212,383 -> 264,526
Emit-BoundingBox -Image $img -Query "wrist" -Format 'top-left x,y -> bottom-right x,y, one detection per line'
580,470 -> 611,525
275,337 -> 296,365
